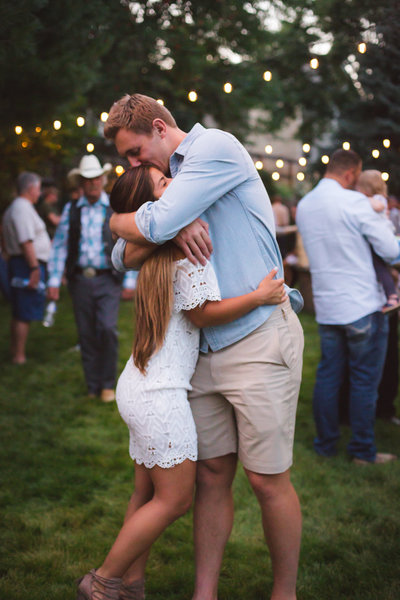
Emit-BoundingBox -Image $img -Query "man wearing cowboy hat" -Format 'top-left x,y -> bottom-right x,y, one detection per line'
47,155 -> 135,402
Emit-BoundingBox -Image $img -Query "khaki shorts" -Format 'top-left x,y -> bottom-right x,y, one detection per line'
189,299 -> 304,474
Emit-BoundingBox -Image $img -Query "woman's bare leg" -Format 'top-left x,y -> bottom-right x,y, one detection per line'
97,459 -> 196,579
120,464 -> 153,584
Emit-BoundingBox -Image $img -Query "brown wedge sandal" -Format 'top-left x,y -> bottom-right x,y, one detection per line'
76,569 -> 122,600
119,578 -> 145,600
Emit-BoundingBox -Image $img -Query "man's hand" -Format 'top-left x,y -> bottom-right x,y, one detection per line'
121,288 -> 135,301
174,218 -> 213,266
47,287 -> 60,301
27,268 -> 40,290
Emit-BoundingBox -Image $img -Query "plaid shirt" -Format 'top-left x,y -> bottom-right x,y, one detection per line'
47,192 -> 136,289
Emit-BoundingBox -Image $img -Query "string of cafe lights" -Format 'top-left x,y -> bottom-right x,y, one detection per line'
12,41 -> 391,182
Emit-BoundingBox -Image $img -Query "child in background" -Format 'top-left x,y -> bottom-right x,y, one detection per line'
357,170 -> 400,314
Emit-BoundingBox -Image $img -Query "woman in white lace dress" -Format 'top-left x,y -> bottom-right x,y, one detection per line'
77,167 -> 287,600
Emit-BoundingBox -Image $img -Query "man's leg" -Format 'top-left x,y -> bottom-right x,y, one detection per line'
94,274 -> 121,390
346,312 -> 389,460
69,277 -> 101,394
246,469 -> 301,600
313,324 -> 347,456
376,311 -> 398,419
10,318 -> 30,363
192,454 -> 237,600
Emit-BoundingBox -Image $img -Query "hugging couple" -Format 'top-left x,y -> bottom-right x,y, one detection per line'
76,93 -> 304,600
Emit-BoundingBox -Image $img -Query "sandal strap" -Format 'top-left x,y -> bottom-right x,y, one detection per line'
90,569 -> 122,600
119,578 -> 145,600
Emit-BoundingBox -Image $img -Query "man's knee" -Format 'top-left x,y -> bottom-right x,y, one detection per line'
196,453 -> 237,489
245,468 -> 292,503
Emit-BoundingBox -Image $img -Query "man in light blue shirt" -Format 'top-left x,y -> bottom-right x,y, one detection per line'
105,94 -> 304,600
296,149 -> 399,465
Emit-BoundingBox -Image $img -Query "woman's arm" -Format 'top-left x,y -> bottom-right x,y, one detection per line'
185,268 -> 287,328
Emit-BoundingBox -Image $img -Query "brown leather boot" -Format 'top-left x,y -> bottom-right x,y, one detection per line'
119,578 -> 145,600
76,569 -> 122,599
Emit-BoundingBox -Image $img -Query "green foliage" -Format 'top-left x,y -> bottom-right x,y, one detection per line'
1,0 -> 399,207
268,0 -> 400,194
1,294 -> 400,599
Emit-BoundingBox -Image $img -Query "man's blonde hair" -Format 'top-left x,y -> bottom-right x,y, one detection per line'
104,94 -> 177,139
357,170 -> 387,198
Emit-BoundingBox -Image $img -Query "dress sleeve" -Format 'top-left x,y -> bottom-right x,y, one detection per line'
173,259 -> 221,312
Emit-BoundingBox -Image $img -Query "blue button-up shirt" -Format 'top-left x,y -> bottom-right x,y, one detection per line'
113,123 -> 303,351
48,192 -> 136,289
296,178 -> 400,325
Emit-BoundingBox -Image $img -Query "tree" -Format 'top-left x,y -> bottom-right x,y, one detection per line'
264,0 -> 400,194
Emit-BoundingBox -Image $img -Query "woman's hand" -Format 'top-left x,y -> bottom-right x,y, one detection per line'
255,267 -> 287,305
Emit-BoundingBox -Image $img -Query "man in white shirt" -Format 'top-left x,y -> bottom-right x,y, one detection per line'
2,172 -> 51,363
297,149 -> 399,464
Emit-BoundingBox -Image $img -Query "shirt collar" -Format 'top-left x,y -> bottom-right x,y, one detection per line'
77,190 -> 109,208
172,123 -> 205,159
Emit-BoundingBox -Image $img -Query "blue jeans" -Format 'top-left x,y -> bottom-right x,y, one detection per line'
313,312 -> 389,461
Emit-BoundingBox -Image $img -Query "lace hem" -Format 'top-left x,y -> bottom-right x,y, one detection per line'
173,259 -> 221,313
132,452 -> 197,469
174,290 -> 221,312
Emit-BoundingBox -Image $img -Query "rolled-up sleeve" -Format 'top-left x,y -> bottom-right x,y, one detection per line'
111,237 -> 130,272
135,131 -> 250,243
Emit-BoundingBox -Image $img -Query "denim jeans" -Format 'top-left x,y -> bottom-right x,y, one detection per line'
313,311 -> 389,461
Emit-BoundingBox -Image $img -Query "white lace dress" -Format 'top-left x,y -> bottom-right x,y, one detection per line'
116,259 -> 221,469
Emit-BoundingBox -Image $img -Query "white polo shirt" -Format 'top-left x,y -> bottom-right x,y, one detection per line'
2,196 -> 51,262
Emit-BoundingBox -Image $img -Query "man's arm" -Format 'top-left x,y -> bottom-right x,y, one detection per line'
20,240 -> 40,289
111,218 -> 212,269
134,133 -> 249,246
358,200 -> 400,262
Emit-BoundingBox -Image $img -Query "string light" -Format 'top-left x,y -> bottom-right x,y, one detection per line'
372,149 -> 380,158
272,172 -> 280,181
298,157 -> 307,167
115,165 -> 125,176
15,126 -> 23,135
35,126 -> 42,133
358,42 -> 367,54
53,120 -> 62,130
188,91 -> 198,102
86,143 -> 94,153
263,71 -> 272,82
223,82 -> 233,93
21,141 -> 28,148
276,159 -> 284,169
297,172 -> 305,181
255,160 -> 264,170
302,143 -> 311,153
265,144 -> 273,154
383,139 -> 390,148
310,58 -> 319,70
156,99 -> 164,105
381,172 -> 389,181
321,155 -> 329,164
342,141 -> 350,150
76,116 -> 85,127
100,112 -> 108,122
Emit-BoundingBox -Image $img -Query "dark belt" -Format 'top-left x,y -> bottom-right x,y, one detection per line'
75,266 -> 111,278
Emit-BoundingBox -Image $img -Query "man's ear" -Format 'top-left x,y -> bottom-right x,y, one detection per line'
152,118 -> 167,138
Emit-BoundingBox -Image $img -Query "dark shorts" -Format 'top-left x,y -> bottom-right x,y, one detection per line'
9,256 -> 47,322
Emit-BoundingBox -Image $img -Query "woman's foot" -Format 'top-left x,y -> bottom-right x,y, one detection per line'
76,569 -> 122,600
382,294 -> 400,314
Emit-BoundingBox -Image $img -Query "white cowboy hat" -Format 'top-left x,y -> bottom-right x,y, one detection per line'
76,155 -> 112,179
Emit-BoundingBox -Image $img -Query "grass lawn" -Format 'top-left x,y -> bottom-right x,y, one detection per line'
1,290 -> 400,600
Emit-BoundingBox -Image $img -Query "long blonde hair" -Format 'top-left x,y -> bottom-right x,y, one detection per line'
109,166 -> 175,373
